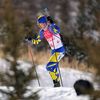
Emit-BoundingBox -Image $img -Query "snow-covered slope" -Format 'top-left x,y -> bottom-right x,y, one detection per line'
0,59 -> 96,100
31,65 -> 94,87
24,87 -> 90,100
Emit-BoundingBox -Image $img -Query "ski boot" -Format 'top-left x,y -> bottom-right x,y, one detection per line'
53,80 -> 60,87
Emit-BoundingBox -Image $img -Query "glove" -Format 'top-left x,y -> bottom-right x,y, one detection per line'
24,36 -> 33,46
24,35 -> 41,45
24,36 -> 32,42
25,36 -> 32,40
32,39 -> 41,45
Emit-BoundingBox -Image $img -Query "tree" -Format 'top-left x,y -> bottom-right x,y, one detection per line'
0,0 -> 39,99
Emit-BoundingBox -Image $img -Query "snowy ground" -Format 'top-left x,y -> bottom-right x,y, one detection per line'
0,59 -> 98,100
31,65 -> 94,87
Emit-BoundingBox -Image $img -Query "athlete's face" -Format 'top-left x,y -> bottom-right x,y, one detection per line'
38,23 -> 47,29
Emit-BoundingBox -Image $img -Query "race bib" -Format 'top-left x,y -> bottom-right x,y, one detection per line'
44,30 -> 63,50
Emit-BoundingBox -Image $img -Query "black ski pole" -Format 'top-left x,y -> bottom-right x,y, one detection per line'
28,45 -> 40,86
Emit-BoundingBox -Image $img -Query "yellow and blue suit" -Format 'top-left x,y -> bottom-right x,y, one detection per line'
32,23 -> 65,82
47,47 -> 65,81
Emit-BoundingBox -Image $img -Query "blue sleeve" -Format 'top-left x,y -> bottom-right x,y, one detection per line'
49,23 -> 60,34
39,29 -> 44,39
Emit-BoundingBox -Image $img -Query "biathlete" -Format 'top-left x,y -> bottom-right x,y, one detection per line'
25,14 -> 65,87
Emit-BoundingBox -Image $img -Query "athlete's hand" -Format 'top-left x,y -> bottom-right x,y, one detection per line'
32,39 -> 41,45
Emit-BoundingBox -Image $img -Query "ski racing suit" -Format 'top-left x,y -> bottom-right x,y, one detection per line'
33,23 -> 65,81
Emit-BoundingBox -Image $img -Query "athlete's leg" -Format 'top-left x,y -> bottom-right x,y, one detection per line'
46,52 -> 64,81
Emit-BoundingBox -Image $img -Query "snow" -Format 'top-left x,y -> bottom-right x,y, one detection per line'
0,59 -> 11,73
38,87 -> 90,100
31,65 -> 94,87
0,59 -> 96,100
24,87 -> 91,100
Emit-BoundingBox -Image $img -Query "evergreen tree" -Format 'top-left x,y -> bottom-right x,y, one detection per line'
0,0 -> 39,99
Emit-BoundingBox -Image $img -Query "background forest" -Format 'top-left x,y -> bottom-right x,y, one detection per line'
0,0 -> 100,100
